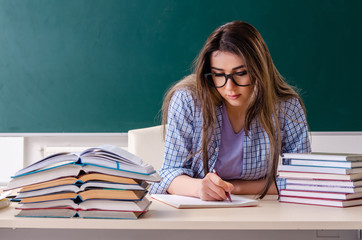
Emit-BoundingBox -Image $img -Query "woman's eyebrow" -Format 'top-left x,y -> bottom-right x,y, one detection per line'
232,65 -> 246,70
211,65 -> 245,71
210,66 -> 224,71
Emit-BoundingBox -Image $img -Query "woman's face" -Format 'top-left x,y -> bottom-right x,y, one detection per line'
210,51 -> 253,111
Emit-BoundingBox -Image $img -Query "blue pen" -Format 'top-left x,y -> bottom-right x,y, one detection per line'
212,169 -> 232,202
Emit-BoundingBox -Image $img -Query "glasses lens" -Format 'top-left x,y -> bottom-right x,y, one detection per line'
210,73 -> 226,87
233,72 -> 251,86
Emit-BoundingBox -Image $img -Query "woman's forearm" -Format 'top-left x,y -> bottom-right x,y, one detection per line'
167,174 -> 234,201
228,178 -> 278,195
167,175 -> 202,197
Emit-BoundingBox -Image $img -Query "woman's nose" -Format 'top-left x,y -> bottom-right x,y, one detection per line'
224,76 -> 237,90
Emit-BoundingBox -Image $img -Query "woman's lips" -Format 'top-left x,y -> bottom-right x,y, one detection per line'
227,94 -> 241,100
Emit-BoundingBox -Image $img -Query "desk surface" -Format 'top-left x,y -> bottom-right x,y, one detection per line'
1,198 -> 362,230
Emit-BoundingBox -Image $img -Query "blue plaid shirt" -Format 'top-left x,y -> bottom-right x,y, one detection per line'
149,89 -> 311,194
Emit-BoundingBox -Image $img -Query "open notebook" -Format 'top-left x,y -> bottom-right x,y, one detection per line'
151,194 -> 258,209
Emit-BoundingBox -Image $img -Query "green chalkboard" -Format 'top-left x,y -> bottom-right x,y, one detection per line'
0,0 -> 361,132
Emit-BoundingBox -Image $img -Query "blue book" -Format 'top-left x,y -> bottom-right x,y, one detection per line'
290,159 -> 362,169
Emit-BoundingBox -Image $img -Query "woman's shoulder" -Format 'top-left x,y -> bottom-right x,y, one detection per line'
170,87 -> 197,106
278,96 -> 307,122
165,75 -> 200,115
172,87 -> 195,100
279,97 -> 304,113
169,74 -> 198,104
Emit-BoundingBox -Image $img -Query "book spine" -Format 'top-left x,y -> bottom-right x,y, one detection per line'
282,154 -> 348,161
285,184 -> 359,193
279,165 -> 351,174
290,160 -> 353,168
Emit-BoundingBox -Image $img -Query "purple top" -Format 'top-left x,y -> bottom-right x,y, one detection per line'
214,104 -> 244,180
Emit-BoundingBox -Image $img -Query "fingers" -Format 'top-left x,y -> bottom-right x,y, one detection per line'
208,173 -> 234,192
223,181 -> 234,193
199,173 -> 234,201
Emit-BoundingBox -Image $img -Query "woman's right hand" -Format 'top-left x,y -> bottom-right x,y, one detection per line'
198,172 -> 234,201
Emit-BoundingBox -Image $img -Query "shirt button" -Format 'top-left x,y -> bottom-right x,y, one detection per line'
215,147 -> 219,152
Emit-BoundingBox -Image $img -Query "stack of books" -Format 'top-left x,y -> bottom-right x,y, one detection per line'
278,152 -> 362,207
5,145 -> 161,219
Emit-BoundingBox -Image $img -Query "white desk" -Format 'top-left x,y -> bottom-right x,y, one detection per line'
1,198 -> 361,240
1,199 -> 362,230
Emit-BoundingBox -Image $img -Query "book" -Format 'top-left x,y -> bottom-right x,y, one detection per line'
16,181 -> 149,199
285,184 -> 362,193
19,189 -> 147,203
280,189 -> 362,200
76,209 -> 147,219
279,196 -> 362,208
290,159 -> 362,168
285,179 -> 362,188
16,196 -> 151,212
15,145 -> 153,176
6,159 -> 161,190
151,194 -> 258,209
19,173 -> 144,192
278,171 -> 362,181
282,152 -> 362,161
16,208 -> 148,219
278,165 -> 362,175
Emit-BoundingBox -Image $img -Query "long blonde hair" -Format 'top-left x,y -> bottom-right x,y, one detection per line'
162,21 -> 306,199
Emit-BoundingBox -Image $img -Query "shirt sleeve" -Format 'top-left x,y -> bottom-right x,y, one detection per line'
149,90 -> 197,194
276,97 -> 312,191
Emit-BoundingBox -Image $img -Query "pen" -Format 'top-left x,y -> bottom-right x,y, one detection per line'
212,169 -> 232,202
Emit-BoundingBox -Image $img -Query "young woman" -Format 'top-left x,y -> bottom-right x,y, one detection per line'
149,21 -> 311,200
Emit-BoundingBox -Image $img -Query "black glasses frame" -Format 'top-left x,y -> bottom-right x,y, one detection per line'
204,73 -> 252,88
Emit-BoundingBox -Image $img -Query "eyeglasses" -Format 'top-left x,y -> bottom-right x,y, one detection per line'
204,71 -> 252,88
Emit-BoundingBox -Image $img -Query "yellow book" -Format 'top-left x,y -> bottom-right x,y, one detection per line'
20,189 -> 147,203
20,173 -> 143,192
